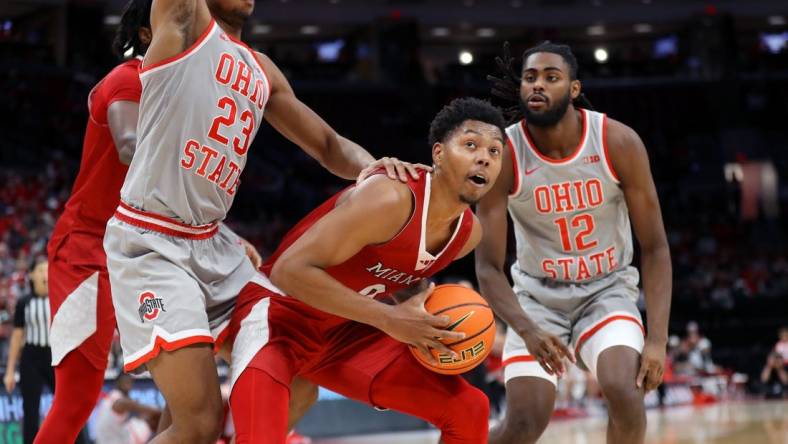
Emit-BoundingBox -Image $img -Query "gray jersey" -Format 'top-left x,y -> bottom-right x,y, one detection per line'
122,20 -> 271,225
507,109 -> 635,286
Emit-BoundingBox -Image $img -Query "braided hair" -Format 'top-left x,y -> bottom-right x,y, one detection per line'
488,41 -> 594,124
112,0 -> 153,59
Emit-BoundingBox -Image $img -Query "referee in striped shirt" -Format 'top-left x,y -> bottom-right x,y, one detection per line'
4,259 -> 54,444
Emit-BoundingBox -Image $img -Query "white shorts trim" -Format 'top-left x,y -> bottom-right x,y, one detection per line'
50,272 -> 99,366
229,297 -> 271,389
123,326 -> 214,371
504,358 -> 558,387
577,317 -> 645,380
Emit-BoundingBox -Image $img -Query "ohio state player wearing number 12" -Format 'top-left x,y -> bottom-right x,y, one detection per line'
477,42 -> 671,444
102,0 -> 423,442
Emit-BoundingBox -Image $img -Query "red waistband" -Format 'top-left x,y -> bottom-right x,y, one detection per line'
114,201 -> 219,240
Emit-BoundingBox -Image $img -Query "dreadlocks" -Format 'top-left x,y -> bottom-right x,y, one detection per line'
488,41 -> 594,124
112,0 -> 152,59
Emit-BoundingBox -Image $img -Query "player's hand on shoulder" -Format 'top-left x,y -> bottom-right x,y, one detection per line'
521,327 -> 575,378
378,282 -> 465,364
357,157 -> 432,184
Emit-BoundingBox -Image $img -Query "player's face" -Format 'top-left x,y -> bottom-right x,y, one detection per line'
30,261 -> 48,297
520,52 -> 580,127
433,120 -> 504,205
207,0 -> 254,28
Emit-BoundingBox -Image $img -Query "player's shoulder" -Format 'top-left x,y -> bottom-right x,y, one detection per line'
603,117 -> 643,151
104,58 -> 142,84
351,173 -> 414,211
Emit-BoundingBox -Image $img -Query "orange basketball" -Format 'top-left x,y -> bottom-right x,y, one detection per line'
409,284 -> 496,375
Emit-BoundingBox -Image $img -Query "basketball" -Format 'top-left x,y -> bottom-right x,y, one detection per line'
410,284 -> 496,375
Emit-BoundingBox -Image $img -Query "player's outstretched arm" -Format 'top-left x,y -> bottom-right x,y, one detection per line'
257,52 -> 372,179
607,118 -> 672,392
143,0 -> 211,69
269,175 -> 462,358
475,144 -> 573,376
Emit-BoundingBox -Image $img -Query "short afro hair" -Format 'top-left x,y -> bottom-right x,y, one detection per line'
428,97 -> 506,147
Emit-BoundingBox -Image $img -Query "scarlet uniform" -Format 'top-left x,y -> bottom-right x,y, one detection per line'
47,58 -> 141,369
228,173 -> 489,444
37,58 -> 143,444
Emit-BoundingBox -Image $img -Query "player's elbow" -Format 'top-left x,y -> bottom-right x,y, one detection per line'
269,254 -> 305,295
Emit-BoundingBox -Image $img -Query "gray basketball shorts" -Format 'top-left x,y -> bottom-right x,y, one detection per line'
503,266 -> 645,386
104,206 -> 255,372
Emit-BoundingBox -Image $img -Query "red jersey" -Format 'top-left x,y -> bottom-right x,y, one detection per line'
260,172 -> 474,327
48,58 -> 142,265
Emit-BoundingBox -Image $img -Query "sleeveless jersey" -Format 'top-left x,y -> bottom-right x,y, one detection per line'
48,58 -> 141,265
121,20 -> 271,225
261,172 -> 474,326
506,108 -> 634,285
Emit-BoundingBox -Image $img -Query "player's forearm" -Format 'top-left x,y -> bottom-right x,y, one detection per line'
641,244 -> 672,343
319,135 -> 374,180
270,261 -> 391,329
476,263 -> 538,337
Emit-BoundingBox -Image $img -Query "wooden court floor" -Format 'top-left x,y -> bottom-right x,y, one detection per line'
314,400 -> 788,444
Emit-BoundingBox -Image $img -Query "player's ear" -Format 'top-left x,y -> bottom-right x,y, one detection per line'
139,27 -> 152,46
432,142 -> 444,167
571,79 -> 581,100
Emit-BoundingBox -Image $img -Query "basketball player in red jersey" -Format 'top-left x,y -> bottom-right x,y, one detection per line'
102,0 -> 429,443
224,98 -> 505,444
477,42 -> 671,443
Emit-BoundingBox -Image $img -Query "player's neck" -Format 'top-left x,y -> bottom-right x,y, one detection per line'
526,107 -> 583,158
215,18 -> 243,40
427,174 -> 468,227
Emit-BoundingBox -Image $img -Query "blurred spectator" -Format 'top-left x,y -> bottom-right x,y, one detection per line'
674,321 -> 717,376
94,374 -> 160,444
775,327 -> 788,367
759,352 -> 787,400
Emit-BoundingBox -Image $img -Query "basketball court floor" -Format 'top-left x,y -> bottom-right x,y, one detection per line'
314,400 -> 788,443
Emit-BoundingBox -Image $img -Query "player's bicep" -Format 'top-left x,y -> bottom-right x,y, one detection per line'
107,101 -> 139,165
611,124 -> 668,252
276,179 -> 411,271
146,0 -> 211,68
475,145 -> 513,270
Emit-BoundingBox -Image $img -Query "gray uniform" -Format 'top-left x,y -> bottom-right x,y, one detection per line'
104,20 -> 271,372
502,109 -> 644,382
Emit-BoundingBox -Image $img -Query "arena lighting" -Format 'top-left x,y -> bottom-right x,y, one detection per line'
252,24 -> 271,34
587,25 -> 606,36
459,51 -> 474,65
594,48 -> 609,63
103,15 -> 121,26
768,16 -> 786,26
300,25 -> 319,35
431,27 -> 450,37
476,28 -> 496,38
634,23 -> 653,34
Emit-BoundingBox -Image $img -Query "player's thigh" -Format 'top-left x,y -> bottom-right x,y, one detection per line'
287,376 -> 318,429
503,376 -> 557,419
502,292 -> 571,387
147,343 -> 222,424
571,289 -> 644,380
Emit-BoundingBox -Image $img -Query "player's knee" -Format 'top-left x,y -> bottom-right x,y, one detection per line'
288,379 -> 318,424
499,413 -> 549,444
599,379 -> 645,428
171,397 -> 224,443
441,385 -> 490,439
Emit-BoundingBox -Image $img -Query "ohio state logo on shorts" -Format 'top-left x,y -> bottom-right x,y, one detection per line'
138,291 -> 166,323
